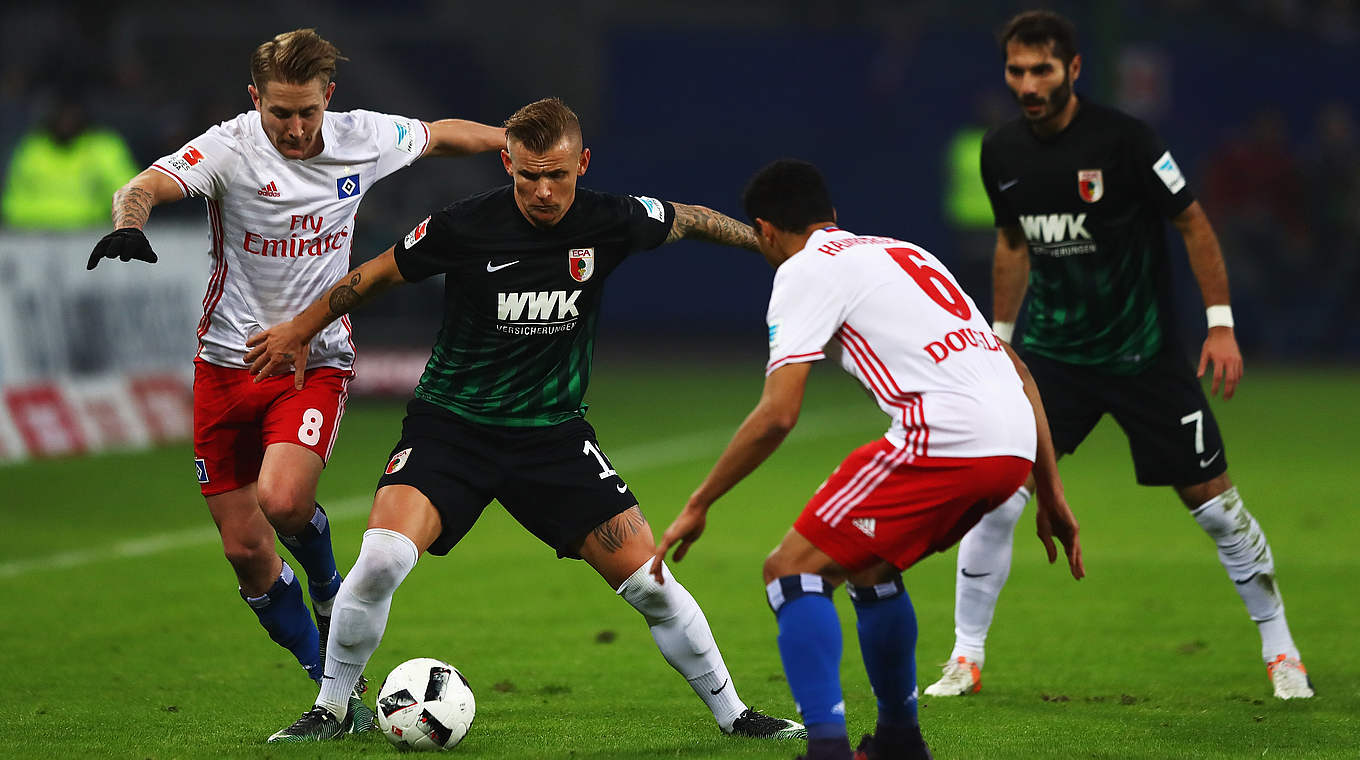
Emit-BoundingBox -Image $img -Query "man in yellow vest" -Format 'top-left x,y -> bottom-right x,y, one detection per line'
1,93 -> 138,229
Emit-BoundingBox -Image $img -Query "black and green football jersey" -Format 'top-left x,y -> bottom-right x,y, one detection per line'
981,100 -> 1195,374
393,186 -> 674,426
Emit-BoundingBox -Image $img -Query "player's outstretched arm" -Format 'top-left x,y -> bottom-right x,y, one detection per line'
244,247 -> 408,388
422,119 -> 506,157
663,202 -> 760,252
1003,340 -> 1084,580
1173,200 -> 1243,399
650,362 -> 812,583
86,169 -> 185,270
990,225 -> 1030,342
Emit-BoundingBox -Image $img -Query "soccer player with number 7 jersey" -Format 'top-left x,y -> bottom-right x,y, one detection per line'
85,28 -> 505,730
922,9 -> 1313,703
652,159 -> 1084,760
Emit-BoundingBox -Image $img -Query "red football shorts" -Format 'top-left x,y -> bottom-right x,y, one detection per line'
193,359 -> 352,496
794,437 -> 1033,572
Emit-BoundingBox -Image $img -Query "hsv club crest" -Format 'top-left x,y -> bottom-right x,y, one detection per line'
1078,169 -> 1104,203
569,247 -> 595,282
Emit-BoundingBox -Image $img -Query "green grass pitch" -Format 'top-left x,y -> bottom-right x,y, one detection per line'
1,357 -> 1356,759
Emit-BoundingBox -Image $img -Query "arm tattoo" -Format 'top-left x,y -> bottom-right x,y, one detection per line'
112,186 -> 155,229
666,203 -> 759,252
328,272 -> 363,316
588,507 -> 646,554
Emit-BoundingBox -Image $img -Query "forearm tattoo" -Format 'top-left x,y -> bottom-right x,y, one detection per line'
589,507 -> 646,554
667,203 -> 759,251
112,186 -> 154,229
328,272 -> 363,316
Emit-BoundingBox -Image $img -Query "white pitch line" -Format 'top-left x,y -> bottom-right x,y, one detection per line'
0,406 -> 871,579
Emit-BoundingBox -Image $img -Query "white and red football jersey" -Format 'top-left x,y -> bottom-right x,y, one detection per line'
766,227 -> 1035,460
151,109 -> 431,371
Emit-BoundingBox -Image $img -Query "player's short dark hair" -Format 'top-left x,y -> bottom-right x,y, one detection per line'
742,159 -> 836,233
504,98 -> 583,153
250,28 -> 346,91
999,10 -> 1079,66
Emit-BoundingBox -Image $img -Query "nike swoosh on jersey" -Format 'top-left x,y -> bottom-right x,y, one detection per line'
960,568 -> 991,578
999,178 -> 1020,191
1199,450 -> 1222,468
486,260 -> 520,272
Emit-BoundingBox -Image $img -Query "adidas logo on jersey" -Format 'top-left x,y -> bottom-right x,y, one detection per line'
258,181 -> 281,198
852,518 -> 876,538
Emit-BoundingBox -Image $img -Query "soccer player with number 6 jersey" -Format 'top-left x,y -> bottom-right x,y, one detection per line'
651,159 -> 1084,760
922,9 -> 1313,702
85,28 -> 506,731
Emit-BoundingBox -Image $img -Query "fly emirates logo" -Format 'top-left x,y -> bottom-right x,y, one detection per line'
242,214 -> 349,258
496,290 -> 582,336
1018,213 -> 1096,257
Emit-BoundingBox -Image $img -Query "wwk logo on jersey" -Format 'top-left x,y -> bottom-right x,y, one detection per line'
405,216 -> 431,249
497,290 -> 582,321
1078,169 -> 1103,203
337,173 -> 361,199
1019,213 -> 1092,244
569,248 -> 595,282
385,447 -> 412,475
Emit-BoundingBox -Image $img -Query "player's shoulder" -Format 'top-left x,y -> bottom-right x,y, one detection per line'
1079,100 -> 1152,136
200,112 -> 254,145
982,116 -> 1032,151
433,185 -> 516,230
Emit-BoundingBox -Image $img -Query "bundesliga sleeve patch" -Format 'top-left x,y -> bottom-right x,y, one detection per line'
404,216 -> 432,250
167,145 -> 205,173
631,195 -> 666,223
1153,150 -> 1186,194
768,322 -> 781,349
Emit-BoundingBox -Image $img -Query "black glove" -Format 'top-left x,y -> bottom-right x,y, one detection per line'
87,228 -> 159,270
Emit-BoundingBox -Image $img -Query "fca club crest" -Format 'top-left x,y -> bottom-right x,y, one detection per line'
569,247 -> 595,282
1078,169 -> 1104,203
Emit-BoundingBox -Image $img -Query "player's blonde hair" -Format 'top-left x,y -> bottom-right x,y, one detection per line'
504,98 -> 582,153
250,28 -> 347,91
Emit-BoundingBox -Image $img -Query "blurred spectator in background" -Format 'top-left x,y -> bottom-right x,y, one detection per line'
1300,100 -> 1360,350
0,88 -> 137,229
942,91 -> 1010,308
1203,109 -> 1309,354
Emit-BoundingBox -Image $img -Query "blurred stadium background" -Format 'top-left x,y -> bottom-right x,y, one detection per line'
1,0 -> 1358,461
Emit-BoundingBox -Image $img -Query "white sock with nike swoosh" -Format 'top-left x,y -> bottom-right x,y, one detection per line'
1190,487 -> 1300,661
949,486 -> 1029,667
617,560 -> 744,730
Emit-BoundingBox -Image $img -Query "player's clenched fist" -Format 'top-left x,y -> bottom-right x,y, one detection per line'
86,228 -> 159,270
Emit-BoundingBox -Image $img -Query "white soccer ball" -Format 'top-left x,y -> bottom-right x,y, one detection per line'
376,657 -> 476,751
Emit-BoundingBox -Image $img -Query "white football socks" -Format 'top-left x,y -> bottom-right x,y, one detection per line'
616,560 -> 745,731
316,528 -> 419,718
949,486 -> 1029,667
1190,487 -> 1300,662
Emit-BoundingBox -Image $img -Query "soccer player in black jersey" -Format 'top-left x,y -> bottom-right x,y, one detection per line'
248,98 -> 805,744
923,10 -> 1313,701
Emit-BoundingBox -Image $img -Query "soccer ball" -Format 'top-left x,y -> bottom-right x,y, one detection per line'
376,657 -> 476,751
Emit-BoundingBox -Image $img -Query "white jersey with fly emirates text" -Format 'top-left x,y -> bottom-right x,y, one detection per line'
150,109 -> 431,371
766,227 -> 1035,459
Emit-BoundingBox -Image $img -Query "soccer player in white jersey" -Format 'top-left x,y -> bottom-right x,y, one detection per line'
85,28 -> 504,731
651,159 -> 1083,760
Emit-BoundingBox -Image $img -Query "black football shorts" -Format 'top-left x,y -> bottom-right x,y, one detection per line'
376,399 -> 638,557
1022,348 -> 1229,487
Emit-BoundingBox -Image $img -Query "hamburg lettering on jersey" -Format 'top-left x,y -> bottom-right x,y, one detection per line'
1017,212 -> 1095,257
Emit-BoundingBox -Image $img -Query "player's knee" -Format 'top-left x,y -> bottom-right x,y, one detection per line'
617,561 -> 684,626
345,529 -> 420,602
255,482 -> 313,530
221,534 -> 275,578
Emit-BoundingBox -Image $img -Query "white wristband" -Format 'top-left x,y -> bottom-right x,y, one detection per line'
992,320 -> 1015,343
1206,305 -> 1234,329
